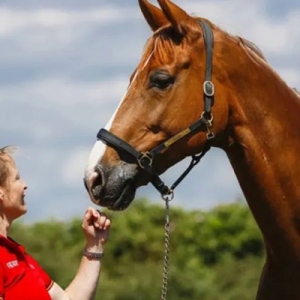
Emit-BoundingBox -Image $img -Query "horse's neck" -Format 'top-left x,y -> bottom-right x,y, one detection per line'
226,69 -> 300,260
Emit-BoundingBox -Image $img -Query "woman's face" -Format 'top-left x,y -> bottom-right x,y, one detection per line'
0,155 -> 28,220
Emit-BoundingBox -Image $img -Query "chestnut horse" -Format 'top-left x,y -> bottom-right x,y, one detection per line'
84,0 -> 300,298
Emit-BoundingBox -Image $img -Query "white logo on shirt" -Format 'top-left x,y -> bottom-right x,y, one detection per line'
6,260 -> 18,269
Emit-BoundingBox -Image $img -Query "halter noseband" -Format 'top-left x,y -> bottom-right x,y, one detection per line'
96,20 -> 215,198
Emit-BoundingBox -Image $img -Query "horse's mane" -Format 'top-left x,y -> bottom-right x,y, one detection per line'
237,36 -> 300,96
237,36 -> 267,61
192,17 -> 267,63
234,35 -> 300,96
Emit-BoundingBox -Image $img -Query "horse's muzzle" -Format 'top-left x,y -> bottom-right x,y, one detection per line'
84,163 -> 138,210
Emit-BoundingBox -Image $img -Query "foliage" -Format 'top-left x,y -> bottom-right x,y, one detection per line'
10,198 -> 265,300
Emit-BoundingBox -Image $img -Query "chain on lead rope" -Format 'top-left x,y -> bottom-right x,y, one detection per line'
160,191 -> 173,300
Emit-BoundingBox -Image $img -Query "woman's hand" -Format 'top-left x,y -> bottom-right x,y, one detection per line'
82,207 -> 111,252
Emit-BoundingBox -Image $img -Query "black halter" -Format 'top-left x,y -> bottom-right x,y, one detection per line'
96,20 -> 215,199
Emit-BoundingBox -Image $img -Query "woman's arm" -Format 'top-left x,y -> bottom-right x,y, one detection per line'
49,207 -> 111,300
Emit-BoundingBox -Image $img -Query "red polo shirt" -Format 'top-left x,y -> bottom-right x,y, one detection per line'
0,235 -> 53,300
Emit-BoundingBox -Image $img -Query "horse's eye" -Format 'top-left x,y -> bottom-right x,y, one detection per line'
150,72 -> 174,90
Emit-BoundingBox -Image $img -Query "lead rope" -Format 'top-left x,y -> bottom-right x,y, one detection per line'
160,193 -> 173,300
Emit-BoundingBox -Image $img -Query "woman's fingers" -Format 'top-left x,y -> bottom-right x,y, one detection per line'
84,208 -> 111,230
82,208 -> 94,227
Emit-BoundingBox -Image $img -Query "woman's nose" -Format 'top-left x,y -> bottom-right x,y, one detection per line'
23,180 -> 28,190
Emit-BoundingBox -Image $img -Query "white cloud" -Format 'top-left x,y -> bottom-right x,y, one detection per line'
0,77 -> 128,150
0,76 -> 128,106
181,0 -> 300,58
61,147 -> 90,184
278,68 -> 300,87
0,6 -> 140,37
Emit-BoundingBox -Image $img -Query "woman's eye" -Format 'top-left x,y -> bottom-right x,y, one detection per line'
150,73 -> 174,90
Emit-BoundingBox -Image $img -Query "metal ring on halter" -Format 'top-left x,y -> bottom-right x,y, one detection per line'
201,111 -> 214,126
137,152 -> 153,169
206,131 -> 215,140
161,190 -> 174,202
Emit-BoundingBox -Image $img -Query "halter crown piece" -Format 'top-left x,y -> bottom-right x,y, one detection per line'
97,20 -> 215,200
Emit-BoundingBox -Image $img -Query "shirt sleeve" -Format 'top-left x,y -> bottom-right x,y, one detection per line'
25,254 -> 53,290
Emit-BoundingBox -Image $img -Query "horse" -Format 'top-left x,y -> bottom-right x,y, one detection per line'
84,0 -> 300,298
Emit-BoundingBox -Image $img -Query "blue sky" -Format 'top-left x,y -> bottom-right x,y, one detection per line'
1,0 -> 299,222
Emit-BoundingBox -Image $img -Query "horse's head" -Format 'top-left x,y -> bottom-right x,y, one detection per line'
84,0 -> 231,210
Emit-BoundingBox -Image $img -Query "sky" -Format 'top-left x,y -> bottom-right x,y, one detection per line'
0,0 -> 299,223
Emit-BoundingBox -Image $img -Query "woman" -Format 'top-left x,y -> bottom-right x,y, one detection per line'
0,146 -> 111,300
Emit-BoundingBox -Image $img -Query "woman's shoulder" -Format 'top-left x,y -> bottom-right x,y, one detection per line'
0,236 -> 26,261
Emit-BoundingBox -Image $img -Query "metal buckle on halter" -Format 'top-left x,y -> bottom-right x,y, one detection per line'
203,81 -> 215,97
137,152 -> 153,169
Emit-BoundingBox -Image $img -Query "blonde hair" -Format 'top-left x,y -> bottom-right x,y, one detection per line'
0,146 -> 16,187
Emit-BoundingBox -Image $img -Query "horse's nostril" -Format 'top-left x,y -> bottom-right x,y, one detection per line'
91,165 -> 106,200
92,175 -> 103,196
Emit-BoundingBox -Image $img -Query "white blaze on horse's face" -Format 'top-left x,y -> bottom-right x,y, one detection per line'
84,93 -> 126,191
85,99 -> 123,179
84,51 -> 154,203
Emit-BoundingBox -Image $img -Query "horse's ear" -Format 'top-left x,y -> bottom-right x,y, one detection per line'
157,0 -> 199,36
138,0 -> 169,31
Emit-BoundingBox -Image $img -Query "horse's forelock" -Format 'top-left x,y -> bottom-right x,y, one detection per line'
139,27 -> 188,69
153,35 -> 177,64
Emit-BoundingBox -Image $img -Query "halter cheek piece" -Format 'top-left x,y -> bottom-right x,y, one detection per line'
96,20 -> 215,199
